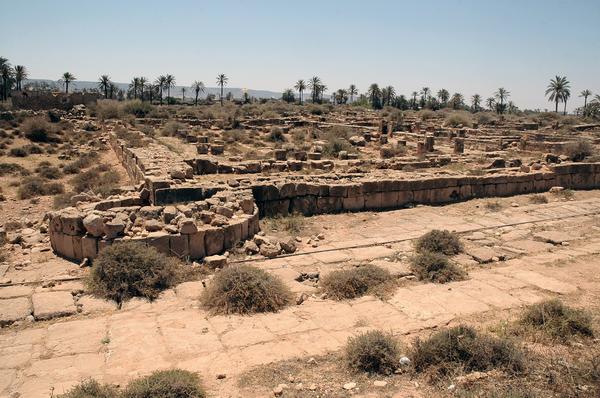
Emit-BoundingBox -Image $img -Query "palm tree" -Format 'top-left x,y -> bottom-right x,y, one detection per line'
139,77 -> 147,101
97,75 -> 111,98
411,91 -> 418,109
507,101 -> 518,114
494,88 -> 510,114
165,74 -> 176,104
109,83 -> 118,99
216,74 -> 228,106
450,93 -> 464,110
580,89 -> 592,114
146,84 -> 156,102
334,88 -> 348,105
471,94 -> 481,112
382,86 -> 396,106
348,84 -> 358,103
486,97 -> 496,111
367,83 -> 382,109
61,72 -> 76,94
545,75 -> 570,113
0,60 -> 13,100
561,90 -> 571,116
129,77 -> 140,99
14,65 -> 27,91
437,89 -> 449,106
421,87 -> 430,102
191,81 -> 205,105
294,79 -> 306,104
155,75 -> 167,104
308,76 -> 322,103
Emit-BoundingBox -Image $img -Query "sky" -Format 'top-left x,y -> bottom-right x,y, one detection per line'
1,0 -> 599,111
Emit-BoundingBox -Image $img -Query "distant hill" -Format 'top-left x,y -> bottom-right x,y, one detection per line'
24,79 -> 283,100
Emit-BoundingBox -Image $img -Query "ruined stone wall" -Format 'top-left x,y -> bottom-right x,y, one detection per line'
47,191 -> 260,262
11,91 -> 100,110
252,163 -> 600,217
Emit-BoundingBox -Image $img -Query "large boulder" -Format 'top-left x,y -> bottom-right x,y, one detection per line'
83,214 -> 104,237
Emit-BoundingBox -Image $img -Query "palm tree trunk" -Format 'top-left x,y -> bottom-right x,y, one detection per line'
563,100 -> 567,116
65,82 -> 69,94
555,99 -> 558,113
195,92 -> 198,105
220,85 -> 223,106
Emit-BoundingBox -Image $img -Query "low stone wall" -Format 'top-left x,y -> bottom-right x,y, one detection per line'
251,163 -> 600,217
47,190 -> 260,262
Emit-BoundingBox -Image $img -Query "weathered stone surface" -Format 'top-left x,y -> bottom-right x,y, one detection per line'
83,214 -> 104,237
0,297 -> 31,325
103,220 -> 125,239
533,231 -> 573,245
179,218 -> 197,234
145,219 -> 163,232
467,247 -> 497,263
205,255 -> 227,268
32,291 -> 76,320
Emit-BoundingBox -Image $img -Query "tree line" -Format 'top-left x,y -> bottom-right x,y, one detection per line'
1,56 -> 599,116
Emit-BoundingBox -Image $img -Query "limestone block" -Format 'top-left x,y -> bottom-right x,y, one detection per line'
204,227 -> 224,256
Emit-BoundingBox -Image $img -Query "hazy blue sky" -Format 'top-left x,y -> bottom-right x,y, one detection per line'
2,0 -> 599,110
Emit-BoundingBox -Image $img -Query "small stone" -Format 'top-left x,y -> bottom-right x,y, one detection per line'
511,202 -> 519,207
374,380 -> 387,387
399,356 -> 411,366
448,384 -> 456,391
205,255 -> 227,269
307,357 -> 317,365
317,233 -> 325,240
343,382 -> 357,390
216,374 -> 226,379
308,383 -> 317,391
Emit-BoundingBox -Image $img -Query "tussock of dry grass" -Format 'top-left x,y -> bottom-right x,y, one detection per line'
320,264 -> 394,300
410,251 -> 466,283
345,330 -> 401,375
518,299 -> 594,341
415,229 -> 463,255
202,265 -> 293,314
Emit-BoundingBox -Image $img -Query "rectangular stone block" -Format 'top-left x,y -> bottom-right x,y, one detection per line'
204,227 -> 224,256
342,195 -> 365,212
81,236 -> 98,260
381,191 -> 399,208
189,230 -> 206,259
147,232 -> 170,255
364,192 -> 383,209
170,234 -> 190,258
72,235 -> 83,261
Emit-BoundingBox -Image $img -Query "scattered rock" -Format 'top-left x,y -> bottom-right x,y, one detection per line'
343,382 -> 357,390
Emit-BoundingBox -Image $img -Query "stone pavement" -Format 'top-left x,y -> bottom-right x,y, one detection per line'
2,196 -> 600,397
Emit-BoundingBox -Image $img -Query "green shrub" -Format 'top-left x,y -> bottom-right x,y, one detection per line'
411,325 -> 524,375
87,242 -> 179,307
35,163 -> 61,179
122,100 -> 153,117
519,299 -> 594,341
345,330 -> 401,375
267,127 -> 286,142
22,116 -> 56,142
93,100 -> 121,120
162,121 -> 185,136
202,265 -> 293,314
24,144 -> 44,154
415,229 -> 462,255
563,140 -> 594,161
57,379 -> 118,398
419,110 -> 435,121
71,166 -> 120,196
9,147 -> 28,157
63,153 -> 99,174
321,264 -> 393,300
122,369 -> 205,398
0,162 -> 29,176
18,176 -> 64,199
446,113 -> 472,128
410,251 -> 466,283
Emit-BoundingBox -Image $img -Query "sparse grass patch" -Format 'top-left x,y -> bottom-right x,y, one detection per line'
410,251 -> 466,283
563,140 -> 594,161
71,166 -> 120,196
345,330 -> 401,375
529,194 -> 548,204
17,176 -> 64,199
445,113 -> 472,128
22,116 -> 59,142
122,99 -> 153,118
122,369 -> 206,398
415,229 -> 462,255
518,299 -> 594,341
202,265 -> 293,314
267,127 -> 286,142
552,188 -> 574,200
0,162 -> 29,176
265,213 -> 305,234
484,200 -> 503,211
162,121 -> 185,136
380,145 -> 406,159
320,264 -> 394,300
115,128 -> 145,147
411,325 -> 525,376
9,147 -> 28,157
87,242 -> 179,307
